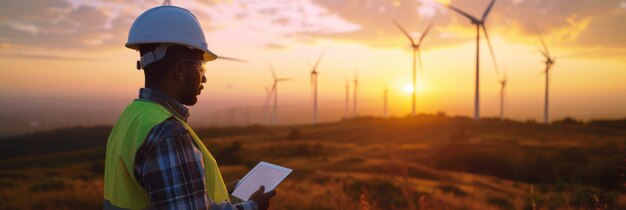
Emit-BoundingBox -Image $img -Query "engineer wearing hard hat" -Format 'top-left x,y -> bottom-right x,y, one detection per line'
103,5 -> 276,210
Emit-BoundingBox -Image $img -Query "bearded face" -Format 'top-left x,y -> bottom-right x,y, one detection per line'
179,59 -> 206,106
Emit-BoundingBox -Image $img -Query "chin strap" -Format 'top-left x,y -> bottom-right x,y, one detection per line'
137,44 -> 172,70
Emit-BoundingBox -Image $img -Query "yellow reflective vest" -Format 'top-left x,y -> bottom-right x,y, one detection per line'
103,100 -> 229,209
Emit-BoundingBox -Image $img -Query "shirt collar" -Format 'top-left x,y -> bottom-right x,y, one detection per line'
137,88 -> 190,121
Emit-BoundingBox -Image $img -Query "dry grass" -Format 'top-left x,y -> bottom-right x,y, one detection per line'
1,118 -> 624,209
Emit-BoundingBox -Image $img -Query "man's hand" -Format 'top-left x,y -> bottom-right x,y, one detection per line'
226,179 -> 239,194
248,185 -> 276,210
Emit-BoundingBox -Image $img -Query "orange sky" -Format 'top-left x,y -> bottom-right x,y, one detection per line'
1,0 -> 625,129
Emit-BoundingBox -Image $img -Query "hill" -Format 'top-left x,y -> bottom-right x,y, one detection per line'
0,116 -> 625,209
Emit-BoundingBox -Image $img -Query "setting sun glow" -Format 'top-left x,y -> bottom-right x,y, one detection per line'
404,84 -> 415,93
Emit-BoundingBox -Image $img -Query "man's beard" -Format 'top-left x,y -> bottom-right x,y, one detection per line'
180,76 -> 200,106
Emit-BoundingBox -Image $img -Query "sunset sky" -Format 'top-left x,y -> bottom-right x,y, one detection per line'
1,0 -> 625,132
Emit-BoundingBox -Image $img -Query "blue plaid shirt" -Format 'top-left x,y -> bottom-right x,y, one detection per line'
133,88 -> 257,210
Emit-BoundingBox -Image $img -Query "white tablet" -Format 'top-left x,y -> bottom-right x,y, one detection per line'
231,161 -> 292,200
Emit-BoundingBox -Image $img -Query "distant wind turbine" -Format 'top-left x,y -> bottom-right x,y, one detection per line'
442,0 -> 500,121
163,0 -> 171,6
383,83 -> 390,118
268,65 -> 291,125
393,20 -> 433,117
538,33 -> 556,124
309,51 -> 324,125
499,72 -> 507,121
353,70 -> 359,118
345,77 -> 350,119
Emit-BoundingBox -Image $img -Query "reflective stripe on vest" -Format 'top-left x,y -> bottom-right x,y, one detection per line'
104,100 -> 229,209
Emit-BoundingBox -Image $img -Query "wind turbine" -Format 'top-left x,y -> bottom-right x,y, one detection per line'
353,70 -> 359,118
383,83 -> 390,118
345,77 -> 350,119
499,73 -> 507,121
268,65 -> 291,125
162,0 -> 171,6
309,51 -> 324,125
538,34 -> 556,124
216,56 -> 248,63
442,0 -> 500,121
393,20 -> 433,117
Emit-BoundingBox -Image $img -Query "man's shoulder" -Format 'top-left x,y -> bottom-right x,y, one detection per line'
147,117 -> 191,143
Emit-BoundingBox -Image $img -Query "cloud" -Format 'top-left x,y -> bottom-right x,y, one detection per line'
0,53 -> 99,61
263,42 -> 289,50
0,0 -> 168,53
303,0 -> 626,51
0,0 -> 623,58
0,1 -> 130,51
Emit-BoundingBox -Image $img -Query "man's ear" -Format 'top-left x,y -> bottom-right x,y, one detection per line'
172,60 -> 186,80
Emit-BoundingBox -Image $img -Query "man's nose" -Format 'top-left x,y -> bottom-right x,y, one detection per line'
202,75 -> 207,83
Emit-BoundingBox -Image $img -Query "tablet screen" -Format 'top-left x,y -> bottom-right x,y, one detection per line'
231,161 -> 292,200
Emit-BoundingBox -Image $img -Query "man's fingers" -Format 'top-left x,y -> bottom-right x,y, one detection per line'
265,190 -> 277,198
258,185 -> 265,192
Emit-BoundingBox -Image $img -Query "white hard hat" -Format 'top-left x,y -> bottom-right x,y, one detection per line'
126,6 -> 217,68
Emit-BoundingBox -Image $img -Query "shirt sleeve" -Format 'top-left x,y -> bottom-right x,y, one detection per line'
135,118 -> 258,210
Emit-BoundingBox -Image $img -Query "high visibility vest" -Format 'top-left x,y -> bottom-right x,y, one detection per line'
103,100 -> 229,209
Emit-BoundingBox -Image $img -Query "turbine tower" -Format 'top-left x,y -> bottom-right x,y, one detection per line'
443,0 -> 500,121
162,0 -> 171,6
383,84 -> 390,118
353,71 -> 359,118
539,34 -> 556,124
393,21 -> 433,117
268,65 -> 290,125
499,73 -> 507,121
345,77 -> 350,119
263,86 -> 271,125
309,51 -> 324,125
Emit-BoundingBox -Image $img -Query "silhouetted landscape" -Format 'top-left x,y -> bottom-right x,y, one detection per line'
1,116 -> 624,209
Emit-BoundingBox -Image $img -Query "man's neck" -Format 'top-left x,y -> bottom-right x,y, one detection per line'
144,83 -> 181,104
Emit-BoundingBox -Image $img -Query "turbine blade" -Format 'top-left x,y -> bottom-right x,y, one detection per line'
482,25 -> 500,76
538,33 -> 550,56
393,20 -> 416,46
277,78 -> 291,82
482,0 -> 497,21
217,56 -> 247,63
538,48 -> 548,58
268,64 -> 277,80
417,21 -> 434,45
312,50 -> 325,71
445,4 -> 480,23
265,86 -> 273,104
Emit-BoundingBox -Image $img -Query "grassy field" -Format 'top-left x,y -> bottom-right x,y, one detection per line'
0,116 -> 624,209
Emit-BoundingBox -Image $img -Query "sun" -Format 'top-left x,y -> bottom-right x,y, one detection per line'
404,84 -> 415,93
403,81 -> 425,94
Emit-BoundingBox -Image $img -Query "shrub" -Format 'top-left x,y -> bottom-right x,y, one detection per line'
287,128 -> 302,140
344,178 -> 412,209
30,178 -> 73,192
438,184 -> 466,197
486,196 -> 513,210
0,178 -> 19,189
570,186 -> 616,209
214,141 -> 243,165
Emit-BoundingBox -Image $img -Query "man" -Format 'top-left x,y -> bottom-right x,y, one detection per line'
103,5 -> 276,210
